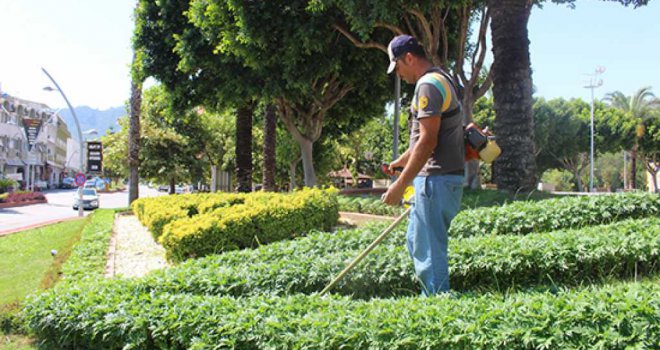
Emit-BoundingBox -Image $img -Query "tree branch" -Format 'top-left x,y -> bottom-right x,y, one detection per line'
333,24 -> 387,54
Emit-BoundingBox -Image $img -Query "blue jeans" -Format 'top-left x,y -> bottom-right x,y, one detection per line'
406,174 -> 463,296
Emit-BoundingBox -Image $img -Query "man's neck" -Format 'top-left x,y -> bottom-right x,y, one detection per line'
414,60 -> 434,81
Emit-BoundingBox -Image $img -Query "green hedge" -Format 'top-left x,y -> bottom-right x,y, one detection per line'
131,193 -> 246,239
75,217 -> 658,299
450,192 -> 659,238
59,209 -> 117,283
23,278 -> 659,349
158,188 -> 339,262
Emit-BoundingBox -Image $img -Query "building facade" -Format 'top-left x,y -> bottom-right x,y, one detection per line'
0,93 -> 79,189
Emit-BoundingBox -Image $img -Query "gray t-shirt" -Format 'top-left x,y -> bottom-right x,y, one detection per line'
409,68 -> 465,176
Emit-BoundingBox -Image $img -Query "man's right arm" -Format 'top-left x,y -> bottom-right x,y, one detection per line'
387,148 -> 411,175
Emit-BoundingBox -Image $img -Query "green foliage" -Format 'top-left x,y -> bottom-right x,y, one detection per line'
21,194 -> 660,347
338,189 -> 558,217
452,192 -> 659,238
541,168 -> 575,191
133,188 -> 339,262
59,210 -> 117,283
22,274 -> 659,349
0,178 -> 17,193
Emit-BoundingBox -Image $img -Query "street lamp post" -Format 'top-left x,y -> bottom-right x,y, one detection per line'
583,66 -> 605,193
42,67 -> 84,217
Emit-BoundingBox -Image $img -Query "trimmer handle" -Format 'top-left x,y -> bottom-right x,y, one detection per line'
381,163 -> 403,174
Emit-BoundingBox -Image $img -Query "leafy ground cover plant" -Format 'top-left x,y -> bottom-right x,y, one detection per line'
337,188 -> 558,216
59,209 -> 118,283
23,277 -> 659,349
41,217 -> 658,300
450,192 -> 659,237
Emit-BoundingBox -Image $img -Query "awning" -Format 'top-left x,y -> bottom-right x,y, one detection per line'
5,159 -> 25,166
6,173 -> 23,181
25,159 -> 43,166
47,160 -> 64,169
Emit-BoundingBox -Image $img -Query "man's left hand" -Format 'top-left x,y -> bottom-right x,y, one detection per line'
381,181 -> 406,206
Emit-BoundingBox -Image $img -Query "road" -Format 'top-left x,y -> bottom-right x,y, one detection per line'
0,185 -> 165,234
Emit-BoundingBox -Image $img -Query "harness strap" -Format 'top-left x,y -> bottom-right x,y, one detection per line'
414,70 -> 461,119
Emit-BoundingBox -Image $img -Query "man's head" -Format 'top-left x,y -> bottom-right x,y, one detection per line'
386,35 -> 428,83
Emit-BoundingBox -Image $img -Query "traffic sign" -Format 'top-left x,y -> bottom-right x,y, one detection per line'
75,173 -> 86,187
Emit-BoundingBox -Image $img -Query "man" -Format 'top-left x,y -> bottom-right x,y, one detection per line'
382,35 -> 464,296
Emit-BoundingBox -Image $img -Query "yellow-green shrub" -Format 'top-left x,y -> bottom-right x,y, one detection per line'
160,188 -> 338,262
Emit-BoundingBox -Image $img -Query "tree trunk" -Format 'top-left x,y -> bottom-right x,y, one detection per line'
289,156 -> 301,192
210,164 -> 218,192
262,104 -> 277,192
630,146 -> 637,190
645,158 -> 659,193
128,77 -> 142,204
466,160 -> 481,189
235,103 -> 253,192
169,177 -> 176,195
299,138 -> 317,187
488,0 -> 537,192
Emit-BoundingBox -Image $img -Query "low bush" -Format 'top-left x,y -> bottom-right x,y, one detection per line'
73,217 -> 658,299
160,188 -> 339,262
23,278 -> 659,349
450,192 -> 659,238
0,191 -> 46,204
59,209 -> 118,283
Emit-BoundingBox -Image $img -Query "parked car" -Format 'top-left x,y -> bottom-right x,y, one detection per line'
61,177 -> 75,189
73,188 -> 100,210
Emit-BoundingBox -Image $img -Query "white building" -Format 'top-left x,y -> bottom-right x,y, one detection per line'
0,93 -> 77,189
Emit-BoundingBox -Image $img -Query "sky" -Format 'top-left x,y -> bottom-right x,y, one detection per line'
0,0 -> 658,111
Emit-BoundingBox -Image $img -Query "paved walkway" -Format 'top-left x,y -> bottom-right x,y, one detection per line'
105,214 -> 169,278
103,212 -> 390,279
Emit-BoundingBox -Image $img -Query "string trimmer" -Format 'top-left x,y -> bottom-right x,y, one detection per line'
321,166 -> 414,295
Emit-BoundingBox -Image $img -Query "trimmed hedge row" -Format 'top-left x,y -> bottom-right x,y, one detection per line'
79,216 -> 659,299
23,278 -> 659,349
449,192 -> 659,238
59,209 -> 117,283
131,193 -> 247,239
158,188 -> 339,262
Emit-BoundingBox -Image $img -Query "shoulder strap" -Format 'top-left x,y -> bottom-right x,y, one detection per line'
414,70 -> 460,117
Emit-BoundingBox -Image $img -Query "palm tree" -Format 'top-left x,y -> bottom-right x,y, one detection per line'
487,0 -> 537,192
128,53 -> 142,204
604,86 -> 660,189
262,103 -> 277,192
235,103 -> 254,192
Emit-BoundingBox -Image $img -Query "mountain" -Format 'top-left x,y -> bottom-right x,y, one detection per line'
59,106 -> 126,141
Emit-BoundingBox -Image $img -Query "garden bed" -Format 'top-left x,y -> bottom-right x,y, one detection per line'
19,192 -> 660,348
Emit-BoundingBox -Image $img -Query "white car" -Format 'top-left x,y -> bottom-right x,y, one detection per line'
73,188 -> 100,210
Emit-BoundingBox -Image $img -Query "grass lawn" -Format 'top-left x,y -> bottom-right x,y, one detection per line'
0,219 -> 87,305
0,334 -> 36,349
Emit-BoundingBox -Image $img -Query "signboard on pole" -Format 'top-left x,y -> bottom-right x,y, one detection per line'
86,141 -> 103,173
75,172 -> 86,187
23,118 -> 43,151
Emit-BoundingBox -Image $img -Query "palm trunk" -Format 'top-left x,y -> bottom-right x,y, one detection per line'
235,103 -> 254,192
262,104 -> 277,191
488,0 -> 537,192
128,77 -> 142,204
630,146 -> 637,190
169,177 -> 176,195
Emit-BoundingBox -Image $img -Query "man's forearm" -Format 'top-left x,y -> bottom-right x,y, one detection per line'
396,139 -> 435,186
